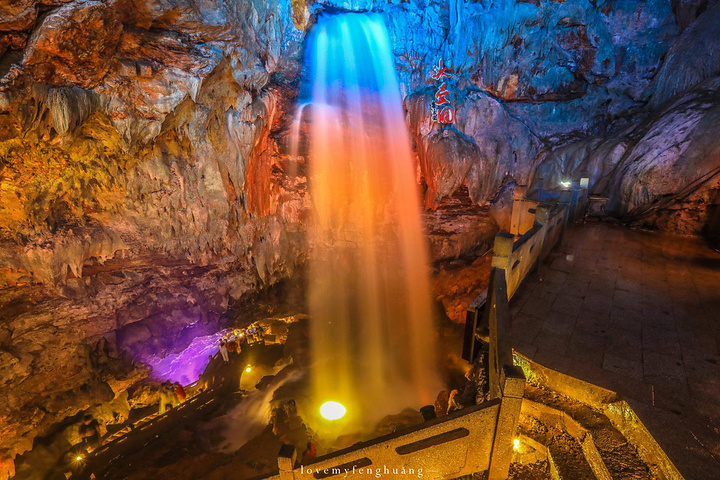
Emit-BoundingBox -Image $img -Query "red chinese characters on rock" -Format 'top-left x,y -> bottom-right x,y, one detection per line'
429,60 -> 454,124
435,83 -> 450,105
437,107 -> 454,123
430,60 -> 451,81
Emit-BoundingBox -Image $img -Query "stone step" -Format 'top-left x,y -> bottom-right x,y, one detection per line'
547,431 -> 598,479
517,385 -> 656,480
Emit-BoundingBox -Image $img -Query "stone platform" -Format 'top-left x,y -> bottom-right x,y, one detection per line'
510,222 -> 720,479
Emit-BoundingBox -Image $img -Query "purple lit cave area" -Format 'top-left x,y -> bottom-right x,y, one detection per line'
1,1 -> 720,479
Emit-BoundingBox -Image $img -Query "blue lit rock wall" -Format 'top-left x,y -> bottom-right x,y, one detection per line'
374,0 -> 680,207
351,0 -> 717,233
529,2 -> 720,234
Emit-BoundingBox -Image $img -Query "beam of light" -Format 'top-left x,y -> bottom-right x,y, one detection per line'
319,401 -> 347,421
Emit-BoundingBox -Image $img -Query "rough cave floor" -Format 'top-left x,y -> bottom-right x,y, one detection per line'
510,222 -> 720,479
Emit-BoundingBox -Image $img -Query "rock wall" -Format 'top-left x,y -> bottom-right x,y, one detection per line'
529,2 -> 720,235
530,76 -> 720,234
389,0 -> 679,208
0,0 -> 716,477
0,1 -> 310,476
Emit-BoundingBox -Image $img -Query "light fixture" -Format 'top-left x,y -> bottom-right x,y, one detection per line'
560,180 -> 571,189
513,438 -> 520,450
319,401 -> 346,420
245,365 -> 252,373
75,455 -> 84,462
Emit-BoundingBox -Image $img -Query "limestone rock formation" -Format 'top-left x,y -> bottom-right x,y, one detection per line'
400,0 -> 679,209
530,77 -> 720,234
650,1 -> 720,109
528,2 -> 720,235
0,1 -> 308,476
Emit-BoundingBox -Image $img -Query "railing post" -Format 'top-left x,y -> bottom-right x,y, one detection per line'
558,190 -> 572,225
534,204 -> 551,227
578,178 -> 590,222
486,267 -> 512,400
462,290 -> 488,362
510,185 -> 527,236
489,365 -> 526,480
278,444 -> 296,480
492,232 -> 514,300
491,231 -> 513,278
533,205 -> 551,278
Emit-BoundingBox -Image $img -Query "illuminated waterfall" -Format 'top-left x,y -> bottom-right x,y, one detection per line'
298,12 -> 439,431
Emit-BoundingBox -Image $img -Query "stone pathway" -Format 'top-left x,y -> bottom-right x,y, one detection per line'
509,222 -> 720,479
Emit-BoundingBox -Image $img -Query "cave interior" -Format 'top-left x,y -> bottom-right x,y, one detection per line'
0,0 -> 719,479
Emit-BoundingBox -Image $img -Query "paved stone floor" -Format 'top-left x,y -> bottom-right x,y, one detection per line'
510,222 -> 720,479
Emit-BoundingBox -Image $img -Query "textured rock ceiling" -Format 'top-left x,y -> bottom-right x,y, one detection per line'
0,0 -> 719,477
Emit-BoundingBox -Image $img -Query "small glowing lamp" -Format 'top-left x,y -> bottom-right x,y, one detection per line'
513,438 -> 520,450
75,455 -> 84,462
319,401 -> 346,421
560,180 -> 572,189
245,365 -> 252,373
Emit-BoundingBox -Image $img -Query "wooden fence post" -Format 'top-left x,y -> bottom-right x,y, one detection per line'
578,177 -> 590,222
534,204 -> 551,227
558,190 -> 572,224
492,232 -> 514,291
462,290 -> 488,362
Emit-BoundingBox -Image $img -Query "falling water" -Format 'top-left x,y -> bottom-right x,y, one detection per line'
297,12 -> 439,431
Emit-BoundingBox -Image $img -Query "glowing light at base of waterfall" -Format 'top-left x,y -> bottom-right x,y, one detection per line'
320,401 -> 347,421
298,12 -> 440,432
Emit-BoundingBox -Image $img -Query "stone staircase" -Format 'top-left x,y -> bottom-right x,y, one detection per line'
508,385 -> 659,479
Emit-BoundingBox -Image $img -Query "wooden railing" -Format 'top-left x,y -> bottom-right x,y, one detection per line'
511,178 -> 589,237
496,203 -> 566,299
464,197 -> 570,385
